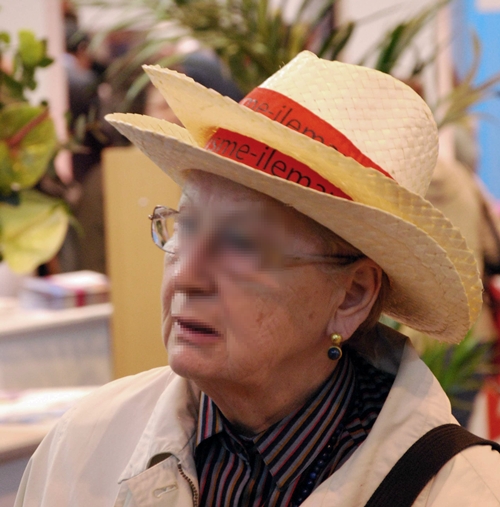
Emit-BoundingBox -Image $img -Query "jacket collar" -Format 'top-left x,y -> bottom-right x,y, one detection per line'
118,373 -> 201,483
303,326 -> 455,506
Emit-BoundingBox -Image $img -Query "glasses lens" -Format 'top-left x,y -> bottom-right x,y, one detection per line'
150,207 -> 178,253
149,208 -> 342,274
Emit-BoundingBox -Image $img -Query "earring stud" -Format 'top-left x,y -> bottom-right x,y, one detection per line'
328,333 -> 343,361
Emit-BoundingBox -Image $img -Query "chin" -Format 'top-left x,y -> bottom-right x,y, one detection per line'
167,340 -> 213,381
168,359 -> 194,380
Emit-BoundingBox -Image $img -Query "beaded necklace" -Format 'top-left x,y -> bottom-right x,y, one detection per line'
291,426 -> 344,506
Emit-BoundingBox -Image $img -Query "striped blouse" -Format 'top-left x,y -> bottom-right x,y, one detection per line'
194,348 -> 395,506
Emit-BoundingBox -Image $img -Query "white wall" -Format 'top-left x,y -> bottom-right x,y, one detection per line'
337,0 -> 438,70
0,0 -> 68,154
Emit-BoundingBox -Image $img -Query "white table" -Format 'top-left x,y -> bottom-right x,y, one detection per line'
0,301 -> 112,506
0,301 -> 113,389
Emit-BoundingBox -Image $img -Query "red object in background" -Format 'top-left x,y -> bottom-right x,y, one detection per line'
488,275 -> 500,366
485,275 -> 500,440
486,383 -> 500,441
19,270 -> 109,310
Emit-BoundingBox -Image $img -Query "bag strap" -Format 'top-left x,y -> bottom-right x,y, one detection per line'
364,423 -> 500,507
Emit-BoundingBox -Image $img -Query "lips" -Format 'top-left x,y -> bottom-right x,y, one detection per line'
175,317 -> 221,338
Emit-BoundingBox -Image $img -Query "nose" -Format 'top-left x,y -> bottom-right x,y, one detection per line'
170,239 -> 216,296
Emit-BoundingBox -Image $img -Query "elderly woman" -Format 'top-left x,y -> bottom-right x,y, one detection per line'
16,52 -> 500,506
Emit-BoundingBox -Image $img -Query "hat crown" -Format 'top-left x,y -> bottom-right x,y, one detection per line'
260,52 -> 438,197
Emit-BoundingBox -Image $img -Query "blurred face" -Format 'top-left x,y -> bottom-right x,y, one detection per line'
161,171 -> 352,391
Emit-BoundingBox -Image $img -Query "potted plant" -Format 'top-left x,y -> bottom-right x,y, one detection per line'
0,30 -> 69,277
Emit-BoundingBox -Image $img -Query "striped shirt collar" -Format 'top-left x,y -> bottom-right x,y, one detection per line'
195,351 -> 355,490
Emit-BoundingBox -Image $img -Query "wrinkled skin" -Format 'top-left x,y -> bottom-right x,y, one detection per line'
161,171 -> 381,433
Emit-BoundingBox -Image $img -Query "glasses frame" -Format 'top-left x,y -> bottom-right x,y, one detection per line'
148,205 -> 366,269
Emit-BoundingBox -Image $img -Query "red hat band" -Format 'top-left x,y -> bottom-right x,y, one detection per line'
205,88 -> 393,200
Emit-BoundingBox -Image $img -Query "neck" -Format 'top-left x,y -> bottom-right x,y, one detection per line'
193,359 -> 339,435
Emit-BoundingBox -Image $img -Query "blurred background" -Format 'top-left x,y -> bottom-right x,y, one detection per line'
1,0 -> 500,503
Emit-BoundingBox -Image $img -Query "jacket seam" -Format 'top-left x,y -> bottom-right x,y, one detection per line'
460,450 -> 500,503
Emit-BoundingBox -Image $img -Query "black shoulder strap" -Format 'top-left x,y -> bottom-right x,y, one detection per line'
364,423 -> 500,507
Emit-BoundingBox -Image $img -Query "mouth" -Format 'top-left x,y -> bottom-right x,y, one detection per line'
175,317 -> 221,338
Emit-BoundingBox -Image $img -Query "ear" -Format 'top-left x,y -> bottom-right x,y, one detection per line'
327,259 -> 382,340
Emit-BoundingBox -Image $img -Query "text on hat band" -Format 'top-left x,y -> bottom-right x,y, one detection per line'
205,128 -> 352,199
241,88 -> 392,179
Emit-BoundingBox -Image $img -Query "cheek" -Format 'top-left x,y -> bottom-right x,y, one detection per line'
218,283 -> 272,340
282,275 -> 342,332
222,283 -> 294,349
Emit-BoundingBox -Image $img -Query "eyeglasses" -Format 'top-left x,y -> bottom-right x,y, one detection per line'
148,205 -> 365,273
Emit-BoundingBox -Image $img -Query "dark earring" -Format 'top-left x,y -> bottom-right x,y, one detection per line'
328,333 -> 343,361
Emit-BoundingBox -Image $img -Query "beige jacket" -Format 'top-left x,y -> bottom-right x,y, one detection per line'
15,328 -> 500,507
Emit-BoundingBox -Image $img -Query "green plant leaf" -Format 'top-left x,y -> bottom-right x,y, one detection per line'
0,72 -> 25,103
433,32 -> 500,129
420,331 -> 494,402
0,32 -> 11,44
81,0 -> 356,94
18,30 -> 45,68
0,103 -> 57,194
365,0 -> 448,75
0,189 -> 68,273
317,21 -> 355,60
38,56 -> 54,68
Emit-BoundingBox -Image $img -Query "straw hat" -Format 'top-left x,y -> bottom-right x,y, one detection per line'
107,50 -> 482,343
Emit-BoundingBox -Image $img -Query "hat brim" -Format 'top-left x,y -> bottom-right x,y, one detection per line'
141,66 -> 481,323
107,112 -> 480,342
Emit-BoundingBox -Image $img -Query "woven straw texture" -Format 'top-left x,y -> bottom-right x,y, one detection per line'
261,54 -> 438,197
106,52 -> 482,343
